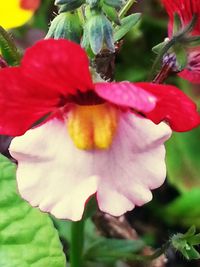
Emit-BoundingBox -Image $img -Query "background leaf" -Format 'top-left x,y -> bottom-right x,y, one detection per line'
166,128 -> 200,193
0,155 -> 66,267
163,189 -> 200,228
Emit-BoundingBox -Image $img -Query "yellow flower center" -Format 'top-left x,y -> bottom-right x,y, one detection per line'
67,104 -> 119,150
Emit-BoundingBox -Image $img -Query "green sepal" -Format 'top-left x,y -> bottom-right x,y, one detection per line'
84,238 -> 144,263
0,26 -> 21,66
103,0 -> 125,9
173,13 -> 182,36
114,13 -> 141,42
152,40 -> 169,54
55,0 -> 68,4
102,3 -> 120,25
57,0 -> 85,12
171,226 -> 200,260
173,44 -> 187,70
46,12 -> 82,43
183,35 -> 200,47
0,155 -> 66,267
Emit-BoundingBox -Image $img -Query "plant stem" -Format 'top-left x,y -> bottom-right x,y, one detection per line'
70,220 -> 85,267
119,0 -> 136,19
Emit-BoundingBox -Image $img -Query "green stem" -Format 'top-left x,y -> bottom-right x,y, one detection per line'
119,0 -> 136,19
70,220 -> 85,267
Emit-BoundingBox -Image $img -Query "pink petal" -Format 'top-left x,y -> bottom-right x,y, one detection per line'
95,82 -> 156,112
10,112 -> 171,220
96,112 -> 171,215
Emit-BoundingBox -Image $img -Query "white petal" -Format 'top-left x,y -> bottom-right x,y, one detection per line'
10,119 -> 98,221
10,112 -> 171,220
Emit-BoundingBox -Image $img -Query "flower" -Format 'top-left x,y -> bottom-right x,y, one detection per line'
0,0 -> 40,29
0,39 -> 198,220
162,0 -> 200,83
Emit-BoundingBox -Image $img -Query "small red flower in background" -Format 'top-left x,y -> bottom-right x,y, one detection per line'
0,39 -> 198,220
20,0 -> 40,11
162,0 -> 200,83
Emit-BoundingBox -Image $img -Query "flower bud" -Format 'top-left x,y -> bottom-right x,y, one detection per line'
55,0 -> 85,12
46,12 -> 82,43
86,12 -> 114,54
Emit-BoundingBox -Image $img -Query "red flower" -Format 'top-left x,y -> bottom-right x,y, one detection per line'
162,0 -> 200,83
0,39 -> 198,136
20,0 -> 40,11
0,39 -> 198,220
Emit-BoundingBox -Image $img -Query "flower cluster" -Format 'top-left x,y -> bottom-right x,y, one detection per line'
0,39 -> 199,220
162,0 -> 200,83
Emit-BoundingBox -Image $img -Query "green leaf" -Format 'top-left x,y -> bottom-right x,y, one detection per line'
164,189 -> 200,227
166,128 -> 200,193
114,13 -> 141,42
84,238 -> 144,263
102,4 -> 120,25
0,27 -> 21,66
0,155 -> 66,267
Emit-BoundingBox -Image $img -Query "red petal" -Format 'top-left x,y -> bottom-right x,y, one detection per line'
162,0 -> 200,36
136,82 -> 200,132
95,82 -> 156,112
21,39 -> 94,95
179,69 -> 200,83
0,68 -> 60,136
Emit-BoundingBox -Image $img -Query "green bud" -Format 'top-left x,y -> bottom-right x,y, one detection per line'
103,0 -> 125,9
55,0 -> 68,4
172,226 -> 200,260
102,15 -> 115,52
86,0 -> 99,8
87,14 -> 104,54
56,0 -> 85,12
46,12 -> 82,43
86,13 -> 114,54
